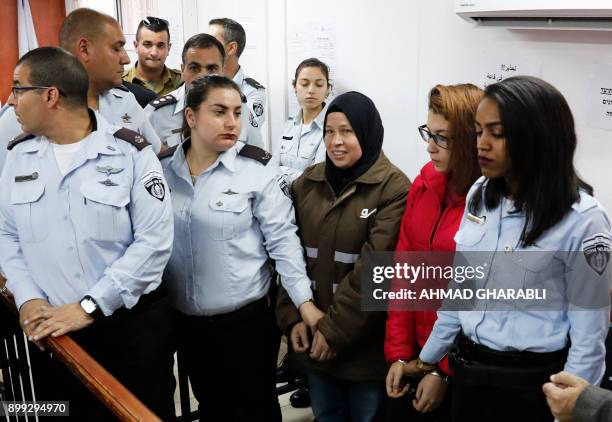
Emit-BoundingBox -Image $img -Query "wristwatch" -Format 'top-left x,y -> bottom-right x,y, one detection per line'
80,295 -> 103,319
415,358 -> 437,373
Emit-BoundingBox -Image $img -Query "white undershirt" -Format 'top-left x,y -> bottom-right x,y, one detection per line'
53,139 -> 86,176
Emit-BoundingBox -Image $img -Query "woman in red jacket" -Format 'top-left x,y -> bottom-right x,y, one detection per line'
384,84 -> 483,421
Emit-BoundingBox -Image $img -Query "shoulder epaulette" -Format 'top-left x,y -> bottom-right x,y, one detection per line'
114,84 -> 130,92
113,128 -> 150,151
7,133 -> 35,150
148,94 -> 178,110
244,77 -> 265,90
238,144 -> 272,166
157,145 -> 177,161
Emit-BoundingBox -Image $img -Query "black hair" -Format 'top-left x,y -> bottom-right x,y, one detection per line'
181,33 -> 226,65
292,57 -> 331,89
209,18 -> 246,57
16,46 -> 88,108
469,76 -> 593,246
182,75 -> 242,138
59,7 -> 117,53
136,16 -> 170,43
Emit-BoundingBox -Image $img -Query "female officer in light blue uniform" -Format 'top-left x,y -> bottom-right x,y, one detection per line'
275,58 -> 331,182
158,75 -> 324,422
412,76 -> 612,422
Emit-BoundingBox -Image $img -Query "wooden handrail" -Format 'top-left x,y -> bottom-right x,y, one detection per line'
0,276 -> 161,422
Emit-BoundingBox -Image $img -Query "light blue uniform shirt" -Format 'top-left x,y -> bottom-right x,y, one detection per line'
144,84 -> 185,148
160,141 -> 313,316
273,103 -> 328,182
419,177 -> 612,385
0,112 -> 173,316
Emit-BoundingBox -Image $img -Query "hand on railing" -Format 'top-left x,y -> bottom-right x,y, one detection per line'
23,301 -> 95,345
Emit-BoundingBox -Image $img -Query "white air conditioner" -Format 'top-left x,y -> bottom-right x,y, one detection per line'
455,0 -> 612,30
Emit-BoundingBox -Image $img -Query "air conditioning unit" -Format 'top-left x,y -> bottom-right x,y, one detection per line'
455,0 -> 612,30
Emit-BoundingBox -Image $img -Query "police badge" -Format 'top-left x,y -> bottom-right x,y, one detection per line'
142,171 -> 166,201
277,175 -> 291,199
583,233 -> 612,276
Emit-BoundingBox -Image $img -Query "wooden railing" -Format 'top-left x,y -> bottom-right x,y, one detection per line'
0,275 -> 161,422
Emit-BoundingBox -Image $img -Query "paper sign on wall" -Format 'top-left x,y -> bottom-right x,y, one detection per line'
586,64 -> 612,131
287,21 -> 337,117
480,58 -> 542,89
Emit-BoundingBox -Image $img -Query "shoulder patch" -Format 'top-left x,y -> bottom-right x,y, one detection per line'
583,233 -> 612,276
158,145 -> 177,161
148,94 -> 178,110
113,128 -> 150,151
114,84 -> 130,92
244,77 -> 265,90
7,133 -> 35,150
238,144 -> 272,166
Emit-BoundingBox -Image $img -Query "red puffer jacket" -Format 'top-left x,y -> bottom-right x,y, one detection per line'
384,161 -> 466,375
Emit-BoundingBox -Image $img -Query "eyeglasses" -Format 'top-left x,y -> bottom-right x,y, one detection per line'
141,16 -> 169,29
11,85 -> 65,99
418,124 -> 450,149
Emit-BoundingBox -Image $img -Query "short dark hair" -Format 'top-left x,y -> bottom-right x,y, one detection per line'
181,33 -> 225,65
183,75 -> 241,138
469,76 -> 593,246
292,58 -> 331,88
16,47 -> 88,108
136,16 -> 170,43
209,18 -> 246,57
428,83 -> 483,195
59,7 -> 117,54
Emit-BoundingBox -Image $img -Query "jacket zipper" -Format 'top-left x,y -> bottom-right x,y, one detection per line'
429,206 -> 445,248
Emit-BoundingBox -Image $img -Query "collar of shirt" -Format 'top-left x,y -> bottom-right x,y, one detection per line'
168,140 -> 240,185
292,101 -> 328,131
233,66 -> 245,86
173,84 -> 186,115
24,110 -> 119,160
125,62 -> 172,84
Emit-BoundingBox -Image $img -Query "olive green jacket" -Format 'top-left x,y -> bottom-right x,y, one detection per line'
276,152 -> 410,380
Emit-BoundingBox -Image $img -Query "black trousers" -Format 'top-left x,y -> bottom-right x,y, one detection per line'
30,293 -> 177,421
178,296 -> 282,422
449,334 -> 567,422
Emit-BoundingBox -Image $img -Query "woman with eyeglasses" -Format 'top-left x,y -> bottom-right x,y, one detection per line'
276,91 -> 410,421
384,84 -> 483,421
275,58 -> 332,183
411,76 -> 611,422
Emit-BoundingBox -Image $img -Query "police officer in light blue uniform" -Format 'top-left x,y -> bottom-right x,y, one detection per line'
158,75 -> 322,422
0,47 -> 175,421
413,76 -> 612,422
274,58 -> 333,183
145,33 -> 226,148
55,7 -> 162,153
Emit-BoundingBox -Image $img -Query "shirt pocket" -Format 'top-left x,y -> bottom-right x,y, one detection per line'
510,249 -> 555,290
454,225 -> 486,247
298,138 -> 320,160
10,181 -> 47,243
279,134 -> 294,158
206,193 -> 251,240
81,182 -> 132,242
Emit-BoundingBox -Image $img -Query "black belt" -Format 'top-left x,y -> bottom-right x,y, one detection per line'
456,332 -> 569,368
450,333 -> 568,388
185,295 -> 270,325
